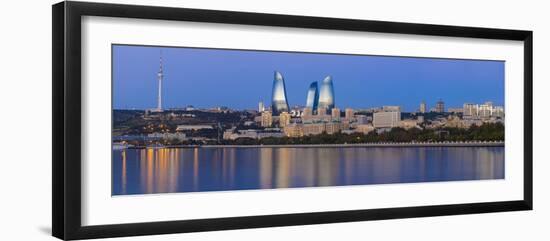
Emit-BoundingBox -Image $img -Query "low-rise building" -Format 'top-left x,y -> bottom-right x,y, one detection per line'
147,132 -> 187,141
283,123 -> 304,137
355,124 -> 375,134
399,119 -> 420,130
176,125 -> 213,131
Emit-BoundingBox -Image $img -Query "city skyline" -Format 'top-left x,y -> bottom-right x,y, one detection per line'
113,45 -> 505,112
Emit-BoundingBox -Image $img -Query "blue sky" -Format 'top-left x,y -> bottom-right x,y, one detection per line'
113,45 -> 504,112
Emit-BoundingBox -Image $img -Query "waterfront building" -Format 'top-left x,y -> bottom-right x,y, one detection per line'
445,115 -> 469,129
223,129 -> 236,140
283,123 -> 304,137
176,124 -> 214,131
305,82 -> 319,114
301,122 -> 343,135
257,132 -> 285,139
261,111 -> 273,127
147,132 -> 186,141
399,119 -> 420,130
420,101 -> 427,113
435,99 -> 445,113
302,123 -> 326,136
331,108 -> 341,121
344,108 -> 355,121
279,111 -> 291,128
317,76 -> 335,112
271,71 -> 290,115
355,124 -> 375,134
373,110 -> 401,128
324,122 -> 342,134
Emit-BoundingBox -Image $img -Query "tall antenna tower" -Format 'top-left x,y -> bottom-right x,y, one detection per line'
157,51 -> 163,111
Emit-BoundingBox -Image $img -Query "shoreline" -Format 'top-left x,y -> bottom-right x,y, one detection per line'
119,141 -> 505,149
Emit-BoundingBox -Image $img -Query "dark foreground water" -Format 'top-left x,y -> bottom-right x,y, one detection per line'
112,146 -> 504,195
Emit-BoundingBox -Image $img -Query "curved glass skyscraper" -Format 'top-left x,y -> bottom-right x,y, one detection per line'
318,76 -> 335,112
305,82 -> 319,112
271,71 -> 290,115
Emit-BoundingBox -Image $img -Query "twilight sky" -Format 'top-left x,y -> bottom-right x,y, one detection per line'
112,45 -> 504,112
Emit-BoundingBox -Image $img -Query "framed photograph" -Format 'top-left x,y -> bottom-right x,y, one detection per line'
52,1 -> 533,240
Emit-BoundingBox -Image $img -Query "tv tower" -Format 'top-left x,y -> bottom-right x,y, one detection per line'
156,51 -> 163,111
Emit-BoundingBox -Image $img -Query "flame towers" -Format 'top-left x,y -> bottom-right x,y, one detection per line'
270,71 -> 334,115
271,71 -> 290,115
306,82 -> 319,112
318,76 -> 335,113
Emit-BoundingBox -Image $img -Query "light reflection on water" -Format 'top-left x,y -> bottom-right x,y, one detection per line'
112,147 -> 504,195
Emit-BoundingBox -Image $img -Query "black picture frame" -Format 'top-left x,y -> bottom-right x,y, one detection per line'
52,1 -> 533,240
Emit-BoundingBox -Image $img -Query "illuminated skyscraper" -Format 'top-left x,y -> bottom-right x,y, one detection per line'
305,82 -> 319,114
318,76 -> 335,113
271,71 -> 290,115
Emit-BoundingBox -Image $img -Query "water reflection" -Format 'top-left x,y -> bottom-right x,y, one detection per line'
112,147 -> 505,195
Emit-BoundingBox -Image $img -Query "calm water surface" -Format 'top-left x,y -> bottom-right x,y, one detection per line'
112,147 -> 504,195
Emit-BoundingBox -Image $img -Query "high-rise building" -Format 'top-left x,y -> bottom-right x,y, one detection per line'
261,111 -> 273,127
279,111 -> 291,128
156,52 -> 163,111
420,101 -> 426,113
258,101 -> 265,112
478,104 -> 492,118
271,71 -> 290,115
331,108 -> 341,121
463,103 -> 478,116
318,76 -> 335,112
345,108 -> 355,120
373,109 -> 401,128
435,99 -> 445,113
305,82 -> 319,114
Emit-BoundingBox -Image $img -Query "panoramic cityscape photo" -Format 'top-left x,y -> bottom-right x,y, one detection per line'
112,44 -> 505,195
